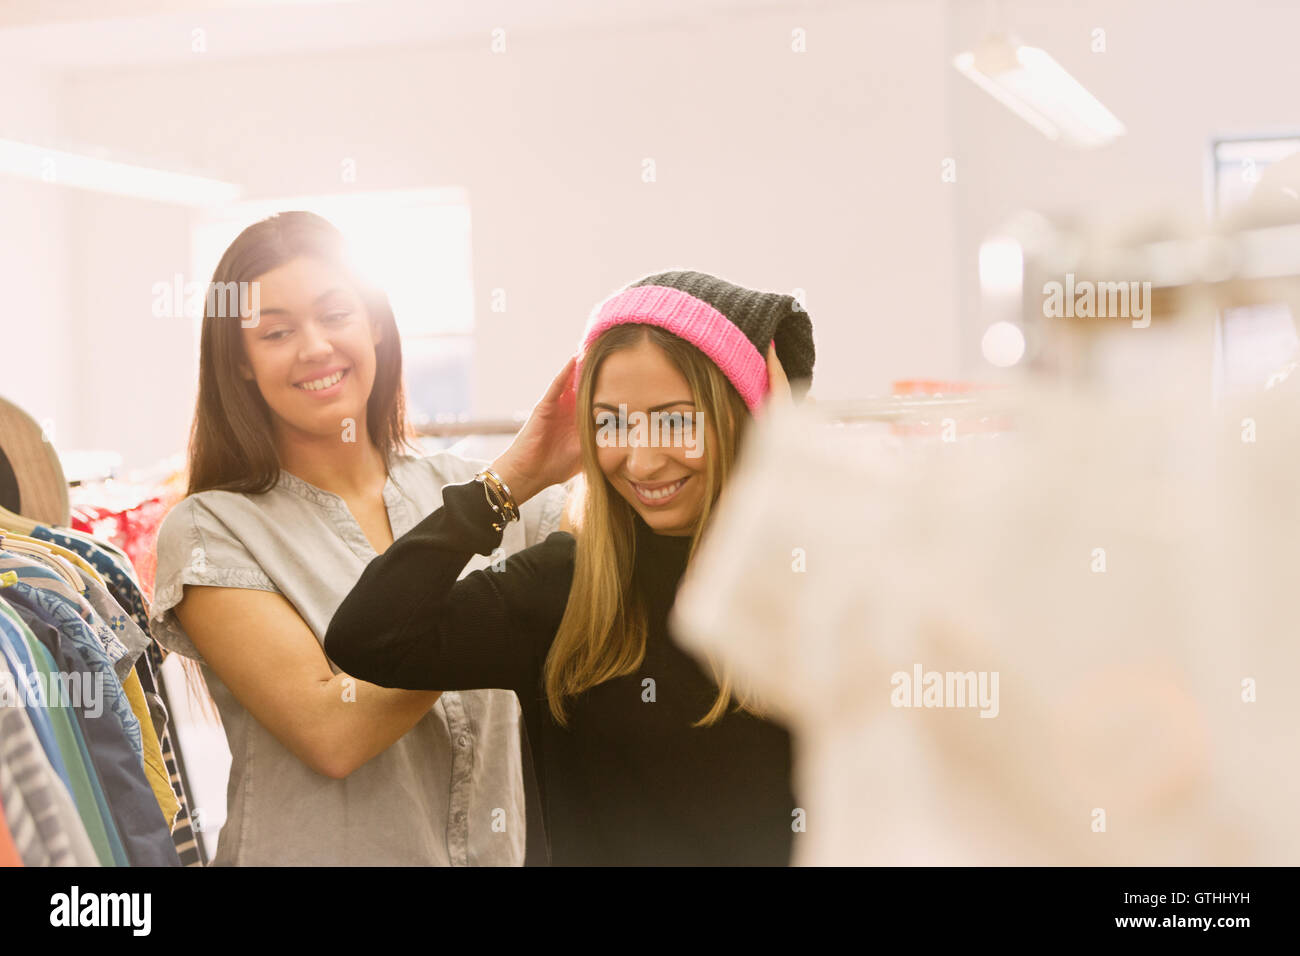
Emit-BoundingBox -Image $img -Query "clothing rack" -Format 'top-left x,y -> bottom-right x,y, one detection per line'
0,397 -> 205,868
810,394 -> 1011,423
415,418 -> 524,438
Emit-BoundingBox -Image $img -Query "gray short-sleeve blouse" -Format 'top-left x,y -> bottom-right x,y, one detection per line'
149,451 -> 566,866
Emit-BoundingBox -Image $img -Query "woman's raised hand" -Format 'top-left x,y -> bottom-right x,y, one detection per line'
758,341 -> 792,418
490,354 -> 583,506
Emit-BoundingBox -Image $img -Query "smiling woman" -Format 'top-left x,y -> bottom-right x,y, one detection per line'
324,269 -> 816,865
589,330 -> 717,535
147,211 -> 567,866
185,215 -> 409,497
239,257 -> 380,454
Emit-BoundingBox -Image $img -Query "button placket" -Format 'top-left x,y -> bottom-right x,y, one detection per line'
441,691 -> 473,866
279,470 -> 405,561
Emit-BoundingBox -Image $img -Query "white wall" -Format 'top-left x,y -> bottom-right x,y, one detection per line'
19,0 -> 1292,470
44,0 -> 957,468
0,63 -> 74,452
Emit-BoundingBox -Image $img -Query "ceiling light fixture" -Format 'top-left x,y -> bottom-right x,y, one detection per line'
0,137 -> 240,205
953,34 -> 1126,148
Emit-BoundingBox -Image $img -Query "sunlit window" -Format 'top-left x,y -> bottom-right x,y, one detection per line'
1210,136 -> 1300,395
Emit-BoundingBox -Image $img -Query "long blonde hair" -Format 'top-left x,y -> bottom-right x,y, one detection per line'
544,324 -> 765,728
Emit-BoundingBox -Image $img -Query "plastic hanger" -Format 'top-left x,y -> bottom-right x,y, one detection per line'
0,534 -> 91,593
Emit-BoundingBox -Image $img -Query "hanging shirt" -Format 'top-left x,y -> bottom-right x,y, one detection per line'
0,649 -> 100,866
0,580 -> 142,760
0,549 -> 133,685
74,568 -> 151,682
28,526 -> 203,866
149,451 -> 565,866
0,599 -> 72,790
1,600 -> 120,866
69,567 -> 177,830
1,581 -> 179,866
0,797 -> 22,866
31,526 -> 151,637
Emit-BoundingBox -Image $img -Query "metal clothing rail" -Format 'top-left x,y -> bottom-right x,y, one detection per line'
809,394 -> 1008,423
414,418 -> 524,438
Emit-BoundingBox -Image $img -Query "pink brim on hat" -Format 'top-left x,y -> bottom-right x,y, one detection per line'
574,285 -> 769,412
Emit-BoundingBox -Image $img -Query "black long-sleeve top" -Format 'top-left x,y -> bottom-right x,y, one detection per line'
324,478 -> 795,866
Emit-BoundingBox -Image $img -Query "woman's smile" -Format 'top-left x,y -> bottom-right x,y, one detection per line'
293,366 -> 350,397
627,475 -> 691,505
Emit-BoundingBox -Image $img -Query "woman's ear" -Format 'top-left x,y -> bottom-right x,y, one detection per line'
238,360 -> 255,381
371,314 -> 384,347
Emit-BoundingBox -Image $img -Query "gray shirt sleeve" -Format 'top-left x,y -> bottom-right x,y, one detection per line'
521,478 -> 570,546
149,494 -> 278,661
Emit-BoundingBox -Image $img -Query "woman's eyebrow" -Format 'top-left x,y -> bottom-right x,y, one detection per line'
592,401 -> 696,412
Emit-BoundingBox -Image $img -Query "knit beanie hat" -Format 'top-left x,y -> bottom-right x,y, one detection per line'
576,270 -> 815,413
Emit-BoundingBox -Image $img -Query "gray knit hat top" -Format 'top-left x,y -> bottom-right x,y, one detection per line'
578,270 -> 815,412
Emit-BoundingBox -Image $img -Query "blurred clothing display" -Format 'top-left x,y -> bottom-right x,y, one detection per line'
70,474 -> 186,605
672,391 -> 1300,865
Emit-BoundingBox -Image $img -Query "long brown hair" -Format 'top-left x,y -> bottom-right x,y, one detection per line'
185,211 -> 416,496
545,324 -> 766,728
178,211 -> 416,717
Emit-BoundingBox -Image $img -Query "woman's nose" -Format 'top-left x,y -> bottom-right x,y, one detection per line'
298,325 -> 333,361
625,433 -> 670,478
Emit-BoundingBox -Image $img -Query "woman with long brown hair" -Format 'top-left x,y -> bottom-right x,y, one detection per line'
326,271 -> 816,865
148,211 -> 566,865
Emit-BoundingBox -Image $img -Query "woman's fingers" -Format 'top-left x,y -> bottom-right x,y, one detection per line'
755,343 -> 793,422
541,354 -> 578,406
525,354 -> 581,485
766,342 -> 791,402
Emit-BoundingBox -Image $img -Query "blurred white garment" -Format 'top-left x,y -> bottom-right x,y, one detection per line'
671,390 -> 1300,865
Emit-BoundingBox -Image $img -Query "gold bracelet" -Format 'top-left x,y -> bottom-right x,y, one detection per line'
475,469 -> 520,531
481,468 -> 520,521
